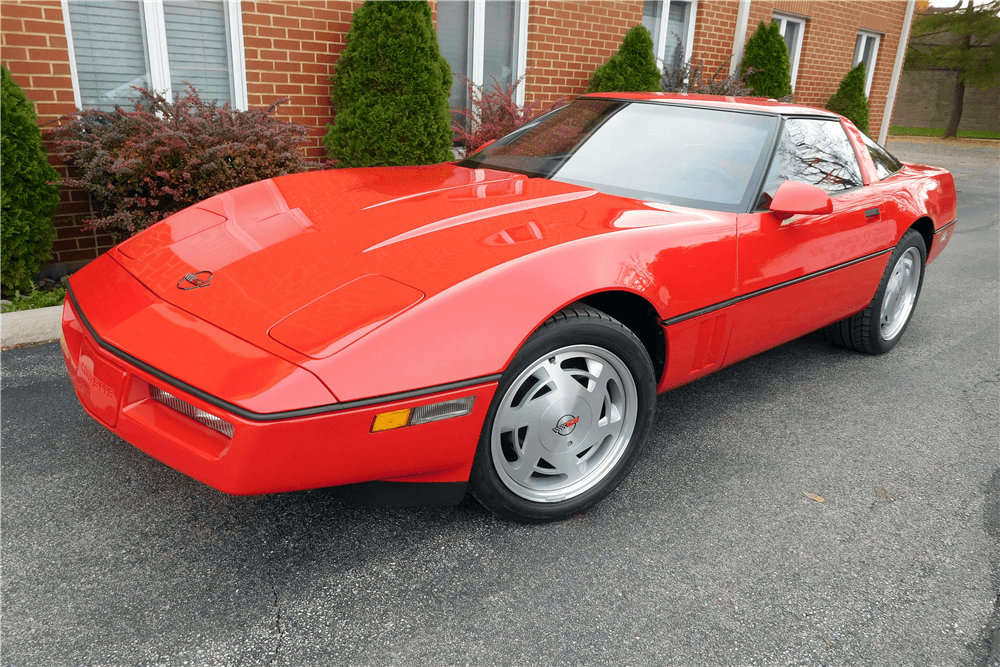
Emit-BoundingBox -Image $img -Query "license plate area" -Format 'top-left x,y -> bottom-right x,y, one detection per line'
76,340 -> 126,427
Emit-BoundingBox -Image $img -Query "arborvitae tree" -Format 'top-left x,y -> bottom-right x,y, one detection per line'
740,20 -> 793,99
586,25 -> 662,93
1,66 -> 60,294
324,1 -> 453,167
826,63 -> 870,135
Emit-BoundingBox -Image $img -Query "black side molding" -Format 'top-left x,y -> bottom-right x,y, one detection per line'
333,480 -> 468,507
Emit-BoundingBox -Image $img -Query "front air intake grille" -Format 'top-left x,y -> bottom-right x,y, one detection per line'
150,386 -> 235,438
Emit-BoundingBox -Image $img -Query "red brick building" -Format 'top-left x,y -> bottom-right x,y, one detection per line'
1,0 -> 915,271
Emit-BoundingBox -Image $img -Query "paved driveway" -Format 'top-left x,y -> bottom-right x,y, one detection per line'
2,140 -> 997,666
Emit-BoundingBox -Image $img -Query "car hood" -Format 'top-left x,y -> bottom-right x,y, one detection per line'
111,163 -> 669,360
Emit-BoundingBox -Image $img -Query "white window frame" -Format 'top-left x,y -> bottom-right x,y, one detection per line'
62,0 -> 248,111
463,0 -> 529,106
648,0 -> 698,68
854,30 -> 881,97
772,12 -> 805,92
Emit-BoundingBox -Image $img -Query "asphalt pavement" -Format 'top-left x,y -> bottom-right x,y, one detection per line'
2,140 -> 998,666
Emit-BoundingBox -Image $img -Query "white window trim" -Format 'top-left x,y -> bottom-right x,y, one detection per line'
772,12 -> 805,92
466,0 -> 529,106
854,30 -> 881,97
62,0 -> 248,111
651,0 -> 698,68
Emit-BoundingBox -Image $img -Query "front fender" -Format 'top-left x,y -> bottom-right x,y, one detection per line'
308,214 -> 738,402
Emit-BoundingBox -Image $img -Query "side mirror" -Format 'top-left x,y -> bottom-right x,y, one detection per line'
769,180 -> 834,220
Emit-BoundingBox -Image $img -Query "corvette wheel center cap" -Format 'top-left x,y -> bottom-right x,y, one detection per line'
540,398 -> 592,452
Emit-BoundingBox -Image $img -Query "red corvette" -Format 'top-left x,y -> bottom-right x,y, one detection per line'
62,93 -> 957,522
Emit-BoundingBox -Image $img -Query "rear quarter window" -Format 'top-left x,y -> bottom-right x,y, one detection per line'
859,132 -> 904,180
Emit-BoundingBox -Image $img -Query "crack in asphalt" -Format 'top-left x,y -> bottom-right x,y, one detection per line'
267,580 -> 285,666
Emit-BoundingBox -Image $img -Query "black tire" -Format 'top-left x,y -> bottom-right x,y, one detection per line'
825,229 -> 927,354
469,306 -> 657,523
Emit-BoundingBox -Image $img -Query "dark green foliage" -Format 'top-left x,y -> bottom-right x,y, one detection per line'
586,25 -> 662,93
740,20 -> 793,99
906,1 -> 1000,136
1,66 -> 60,294
826,63 -> 870,135
906,0 -> 1000,88
325,1 -> 454,167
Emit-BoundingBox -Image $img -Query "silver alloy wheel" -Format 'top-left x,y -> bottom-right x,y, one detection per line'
880,247 -> 921,341
490,344 -> 639,503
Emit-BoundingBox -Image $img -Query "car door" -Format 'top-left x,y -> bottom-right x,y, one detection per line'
724,116 -> 895,366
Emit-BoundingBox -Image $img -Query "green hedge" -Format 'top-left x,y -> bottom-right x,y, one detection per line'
325,1 -> 454,167
586,25 -> 662,93
826,63 -> 870,135
740,20 -> 793,99
1,66 -> 60,295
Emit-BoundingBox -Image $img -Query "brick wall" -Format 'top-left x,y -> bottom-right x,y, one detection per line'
524,1 -> 644,107
241,0 -> 361,162
0,0 -> 110,269
691,0 -> 741,73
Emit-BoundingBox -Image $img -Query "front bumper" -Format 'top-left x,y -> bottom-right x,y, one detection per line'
61,296 -> 497,495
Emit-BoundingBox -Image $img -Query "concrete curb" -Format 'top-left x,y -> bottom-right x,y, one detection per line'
1,305 -> 63,348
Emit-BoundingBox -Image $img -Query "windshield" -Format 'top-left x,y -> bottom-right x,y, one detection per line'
459,99 -> 779,212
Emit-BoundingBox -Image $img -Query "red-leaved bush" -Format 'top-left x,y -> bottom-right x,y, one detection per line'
50,86 -> 310,237
452,73 -> 566,154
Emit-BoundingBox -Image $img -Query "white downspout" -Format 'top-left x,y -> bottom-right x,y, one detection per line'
879,0 -> 917,145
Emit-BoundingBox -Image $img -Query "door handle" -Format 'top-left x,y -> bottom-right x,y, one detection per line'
864,207 -> 880,218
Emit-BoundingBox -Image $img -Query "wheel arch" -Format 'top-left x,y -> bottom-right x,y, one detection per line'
577,290 -> 666,384
908,216 -> 934,256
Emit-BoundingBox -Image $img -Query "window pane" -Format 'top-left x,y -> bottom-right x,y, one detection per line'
762,118 -> 864,198
662,2 -> 687,68
67,0 -> 151,111
163,0 -> 234,105
861,35 -> 876,70
642,1 -> 662,58
853,34 -> 865,65
437,0 -> 471,111
783,21 -> 798,59
483,0 -> 518,91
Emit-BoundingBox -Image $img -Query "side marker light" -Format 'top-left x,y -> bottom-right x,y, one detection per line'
371,396 -> 476,433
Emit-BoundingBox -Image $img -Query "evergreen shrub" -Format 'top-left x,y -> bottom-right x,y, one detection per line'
740,20 -> 793,99
826,63 -> 870,135
1,66 -> 60,294
50,86 -> 308,238
325,1 -> 453,167
586,25 -> 662,93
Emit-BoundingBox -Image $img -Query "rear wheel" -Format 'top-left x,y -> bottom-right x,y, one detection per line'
469,306 -> 656,523
825,229 -> 926,354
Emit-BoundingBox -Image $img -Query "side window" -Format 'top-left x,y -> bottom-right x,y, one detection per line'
859,132 -> 903,180
760,117 -> 865,205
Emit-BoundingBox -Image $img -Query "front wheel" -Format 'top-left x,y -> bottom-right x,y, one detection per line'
825,228 -> 927,354
469,306 -> 657,523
